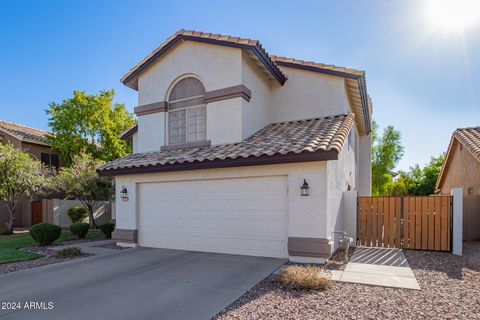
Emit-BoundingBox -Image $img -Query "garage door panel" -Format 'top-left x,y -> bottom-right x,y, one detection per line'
138,176 -> 288,258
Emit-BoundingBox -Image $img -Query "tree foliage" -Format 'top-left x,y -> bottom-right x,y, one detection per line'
389,154 -> 445,196
51,153 -> 113,227
0,144 -> 47,234
46,90 -> 136,166
372,121 -> 405,196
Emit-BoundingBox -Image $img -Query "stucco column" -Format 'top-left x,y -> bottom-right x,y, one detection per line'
112,177 -> 138,247
358,134 -> 372,196
451,188 -> 463,256
342,190 -> 358,247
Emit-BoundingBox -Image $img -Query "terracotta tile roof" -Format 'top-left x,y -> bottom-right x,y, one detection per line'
271,56 -> 365,77
99,114 -> 354,174
121,29 -> 287,88
435,126 -> 480,191
0,120 -> 50,144
454,127 -> 480,161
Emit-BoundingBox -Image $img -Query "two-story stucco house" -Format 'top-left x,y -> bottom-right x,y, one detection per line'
98,30 -> 373,263
0,121 -> 62,227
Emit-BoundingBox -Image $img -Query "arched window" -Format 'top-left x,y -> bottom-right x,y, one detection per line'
167,77 -> 206,145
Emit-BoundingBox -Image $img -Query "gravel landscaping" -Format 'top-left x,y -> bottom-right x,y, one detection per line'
48,236 -> 105,246
94,243 -> 131,250
214,246 -> 480,320
0,246 -> 92,274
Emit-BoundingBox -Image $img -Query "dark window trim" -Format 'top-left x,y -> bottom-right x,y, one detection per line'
204,85 -> 251,103
98,150 -> 338,177
134,101 -> 167,116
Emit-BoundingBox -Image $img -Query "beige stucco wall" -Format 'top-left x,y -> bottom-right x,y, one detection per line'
132,132 -> 139,153
270,66 -> 351,123
138,42 -> 242,105
206,97 -> 243,145
22,141 -> 63,167
358,133 -> 372,196
0,130 -> 22,149
133,41 -> 361,153
326,126 -> 358,250
47,199 -> 112,227
240,52 -> 273,139
114,162 -> 329,241
137,113 -> 165,153
438,140 -> 480,240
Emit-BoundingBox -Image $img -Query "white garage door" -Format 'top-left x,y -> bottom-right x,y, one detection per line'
138,176 -> 288,258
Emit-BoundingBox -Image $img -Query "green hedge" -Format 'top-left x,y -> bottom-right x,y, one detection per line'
69,223 -> 90,239
67,206 -> 88,224
30,223 -> 62,246
99,222 -> 115,239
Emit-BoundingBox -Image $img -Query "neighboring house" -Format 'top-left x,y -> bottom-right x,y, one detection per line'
0,121 -> 113,229
0,120 -> 62,227
436,127 -> 480,241
98,30 -> 373,263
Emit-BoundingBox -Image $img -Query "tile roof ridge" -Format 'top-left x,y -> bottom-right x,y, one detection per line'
0,120 -> 51,134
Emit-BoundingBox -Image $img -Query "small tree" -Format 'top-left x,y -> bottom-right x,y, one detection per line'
372,121 -> 405,196
52,153 -> 112,227
0,144 -> 46,234
46,90 -> 136,166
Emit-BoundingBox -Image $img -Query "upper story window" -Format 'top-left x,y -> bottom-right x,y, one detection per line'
167,77 -> 206,145
41,152 -> 60,170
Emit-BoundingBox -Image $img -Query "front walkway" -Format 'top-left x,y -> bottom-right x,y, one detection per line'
332,247 -> 420,290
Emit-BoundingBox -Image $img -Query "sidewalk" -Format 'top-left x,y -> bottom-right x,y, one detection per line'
331,247 -> 420,290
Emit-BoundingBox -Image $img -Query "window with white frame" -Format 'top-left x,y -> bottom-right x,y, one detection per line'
167,77 -> 206,145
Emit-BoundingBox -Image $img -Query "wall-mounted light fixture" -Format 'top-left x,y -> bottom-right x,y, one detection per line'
300,179 -> 310,196
120,186 -> 128,201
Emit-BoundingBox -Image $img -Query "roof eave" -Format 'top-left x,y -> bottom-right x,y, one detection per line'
121,34 -> 287,89
120,124 -> 138,140
98,149 -> 338,177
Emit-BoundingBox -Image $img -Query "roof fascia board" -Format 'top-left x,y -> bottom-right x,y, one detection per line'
98,150 -> 338,177
122,35 -> 287,87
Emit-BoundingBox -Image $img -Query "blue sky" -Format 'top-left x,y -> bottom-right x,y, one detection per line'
0,0 -> 479,171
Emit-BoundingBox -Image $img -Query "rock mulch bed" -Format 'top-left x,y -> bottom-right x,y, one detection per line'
214,248 -> 480,320
0,246 -> 92,275
49,237 -> 105,246
94,243 -> 131,250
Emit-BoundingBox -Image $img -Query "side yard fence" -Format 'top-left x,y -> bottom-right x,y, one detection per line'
356,189 -> 463,254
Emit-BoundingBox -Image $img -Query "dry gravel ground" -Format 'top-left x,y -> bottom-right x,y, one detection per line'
214,246 -> 480,320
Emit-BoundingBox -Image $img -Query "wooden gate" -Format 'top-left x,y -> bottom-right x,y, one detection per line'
31,201 -> 43,225
358,196 -> 452,251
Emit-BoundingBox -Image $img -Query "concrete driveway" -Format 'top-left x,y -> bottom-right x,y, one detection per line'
0,247 -> 285,320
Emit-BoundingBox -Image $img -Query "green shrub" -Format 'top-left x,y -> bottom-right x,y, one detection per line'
29,223 -> 62,246
69,222 -> 90,239
99,222 -> 115,239
67,206 -> 88,224
55,247 -> 82,258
